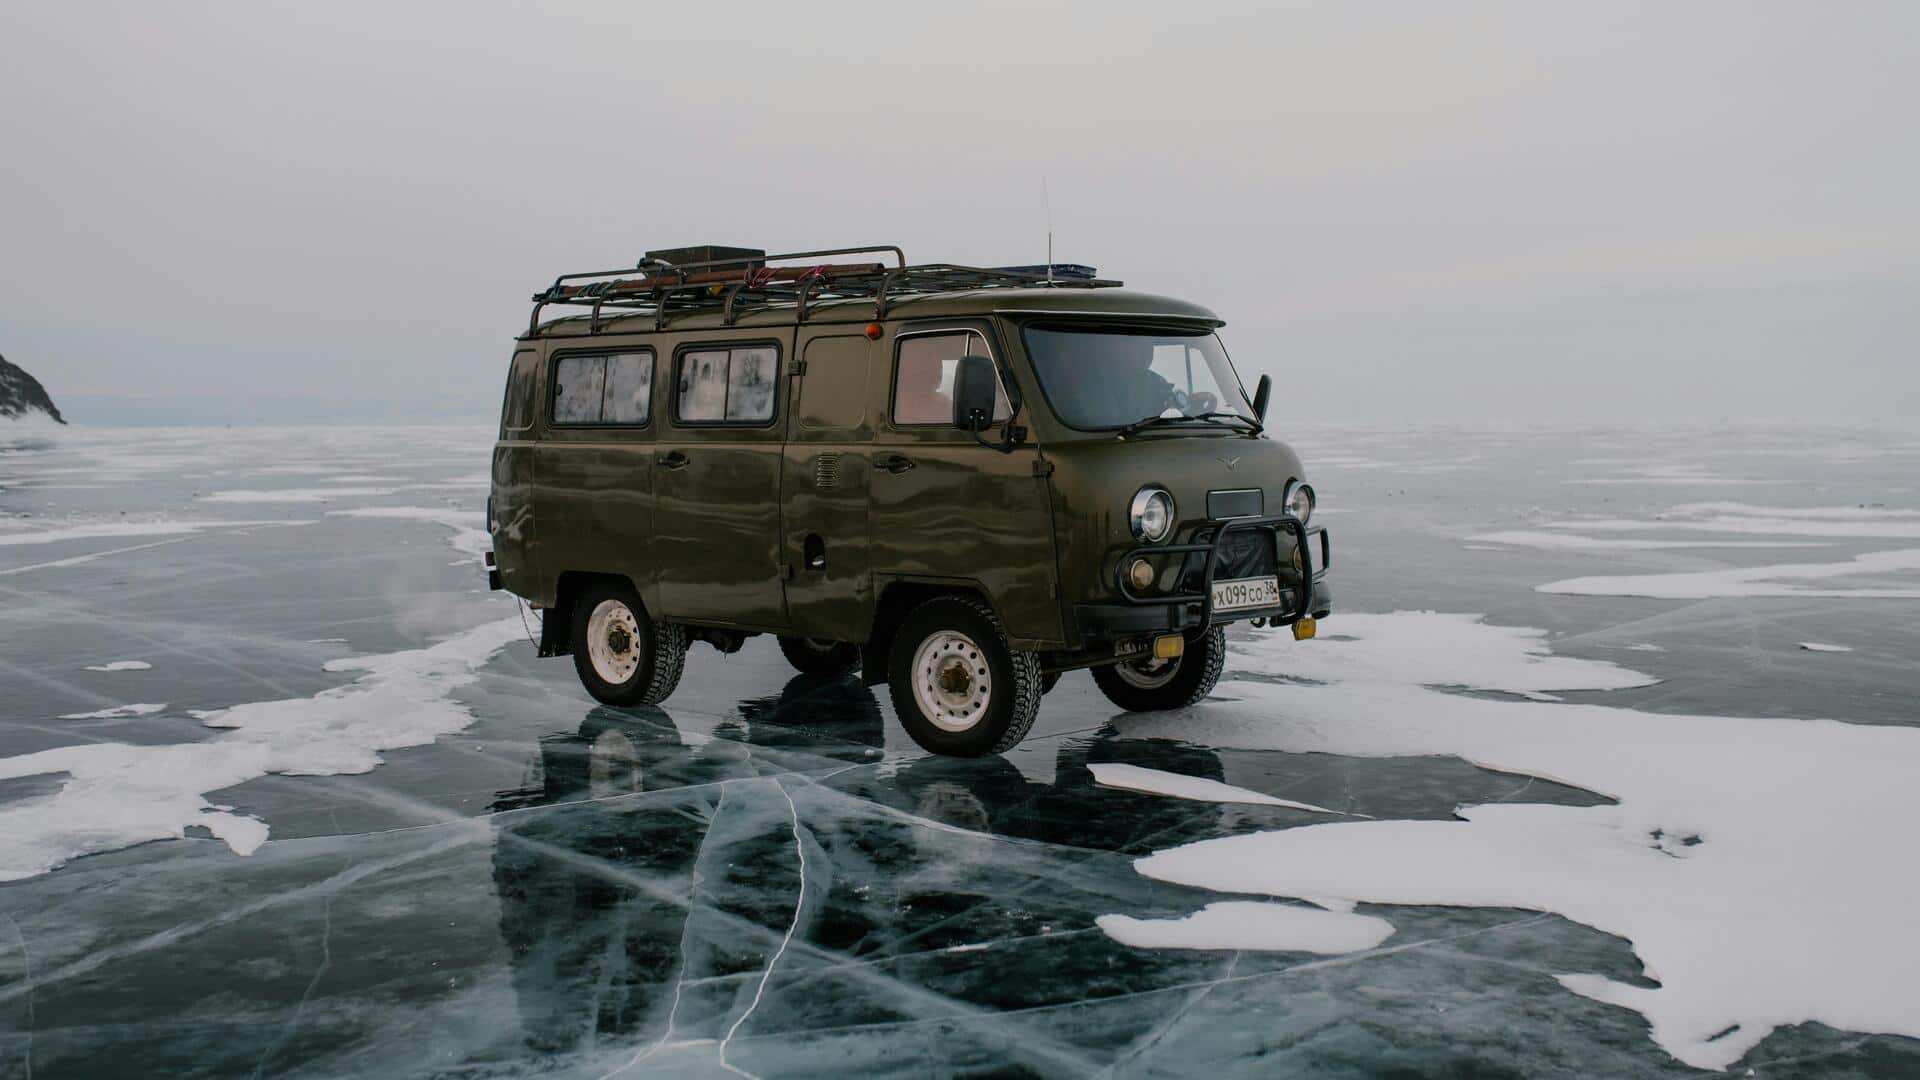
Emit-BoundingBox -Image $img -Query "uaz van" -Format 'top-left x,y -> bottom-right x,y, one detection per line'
487,245 -> 1331,756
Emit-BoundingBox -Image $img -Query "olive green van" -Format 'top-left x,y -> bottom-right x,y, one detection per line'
487,245 -> 1331,756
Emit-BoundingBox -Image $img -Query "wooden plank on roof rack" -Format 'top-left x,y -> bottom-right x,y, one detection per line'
550,262 -> 888,299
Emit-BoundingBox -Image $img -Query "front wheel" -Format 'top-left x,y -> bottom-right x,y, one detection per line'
887,596 -> 1043,756
777,635 -> 861,676
1091,625 -> 1227,712
571,580 -> 687,707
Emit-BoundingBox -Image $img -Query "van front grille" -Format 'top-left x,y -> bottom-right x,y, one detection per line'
813,454 -> 841,489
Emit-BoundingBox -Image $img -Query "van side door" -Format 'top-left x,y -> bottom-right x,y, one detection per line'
780,327 -> 879,641
650,333 -> 791,630
868,322 -> 1063,647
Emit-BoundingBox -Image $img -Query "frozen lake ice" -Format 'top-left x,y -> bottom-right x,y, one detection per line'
2,422 -> 1918,1077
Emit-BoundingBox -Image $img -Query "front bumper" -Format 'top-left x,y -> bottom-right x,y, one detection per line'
1074,513 -> 1332,641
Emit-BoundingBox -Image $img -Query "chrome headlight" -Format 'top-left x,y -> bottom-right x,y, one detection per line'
1130,486 -> 1175,542
1282,480 -> 1314,524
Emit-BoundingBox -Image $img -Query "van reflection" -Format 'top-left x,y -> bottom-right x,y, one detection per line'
488,673 -> 1227,1054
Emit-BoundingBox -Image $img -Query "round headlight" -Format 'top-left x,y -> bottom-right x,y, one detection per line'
1283,481 -> 1315,524
1130,486 -> 1175,542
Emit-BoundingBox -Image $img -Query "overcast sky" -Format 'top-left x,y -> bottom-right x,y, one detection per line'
2,1 -> 1915,426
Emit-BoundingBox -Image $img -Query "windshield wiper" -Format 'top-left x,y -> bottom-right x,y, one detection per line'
1118,411 -> 1263,437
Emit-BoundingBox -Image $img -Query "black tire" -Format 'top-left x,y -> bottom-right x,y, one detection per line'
776,635 -> 861,676
887,595 -> 1043,757
1091,625 -> 1227,712
570,579 -> 687,707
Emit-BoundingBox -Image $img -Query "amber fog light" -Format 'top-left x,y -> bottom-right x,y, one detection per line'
1128,558 -> 1155,590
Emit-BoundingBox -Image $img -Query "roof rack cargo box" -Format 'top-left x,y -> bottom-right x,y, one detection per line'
643,245 -> 765,270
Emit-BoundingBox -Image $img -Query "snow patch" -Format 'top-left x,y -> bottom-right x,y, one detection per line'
58,703 -> 167,720
325,506 -> 488,556
198,486 -> 401,504
0,618 -> 522,880
1100,901 -> 1394,954
1089,762 -> 1341,814
1468,531 -> 1822,551
1257,612 -> 1657,699
82,660 -> 151,672
1109,612 -> 1920,1071
1540,548 -> 1920,599
0,518 -> 310,548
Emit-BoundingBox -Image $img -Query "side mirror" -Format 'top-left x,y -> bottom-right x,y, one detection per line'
951,355 -> 998,433
1252,374 -> 1272,422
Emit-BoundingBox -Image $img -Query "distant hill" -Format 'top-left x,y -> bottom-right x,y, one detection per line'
0,353 -> 65,424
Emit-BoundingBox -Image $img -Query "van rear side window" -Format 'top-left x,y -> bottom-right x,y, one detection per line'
502,350 -> 538,432
676,345 -> 778,424
551,351 -> 654,426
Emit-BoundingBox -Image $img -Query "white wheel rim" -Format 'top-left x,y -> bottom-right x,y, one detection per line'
586,599 -> 642,685
911,629 -> 993,733
1114,654 -> 1181,690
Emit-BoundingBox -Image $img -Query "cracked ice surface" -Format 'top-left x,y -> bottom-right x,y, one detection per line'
1114,615 -> 1920,1070
6,423 -> 1920,1077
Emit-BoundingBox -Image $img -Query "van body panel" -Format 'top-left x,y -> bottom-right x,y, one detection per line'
780,329 -> 880,641
492,347 -> 544,598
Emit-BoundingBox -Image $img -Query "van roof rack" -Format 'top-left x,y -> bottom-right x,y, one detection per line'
526,244 -> 1123,336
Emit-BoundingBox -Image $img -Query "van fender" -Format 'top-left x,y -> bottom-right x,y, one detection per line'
862,575 -> 1034,688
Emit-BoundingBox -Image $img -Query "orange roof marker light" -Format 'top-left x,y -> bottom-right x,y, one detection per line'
864,322 -> 883,340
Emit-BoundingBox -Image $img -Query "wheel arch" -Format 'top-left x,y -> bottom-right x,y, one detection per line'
542,569 -> 645,658
861,578 -> 1002,688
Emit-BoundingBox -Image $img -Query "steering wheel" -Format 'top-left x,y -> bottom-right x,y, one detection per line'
1185,391 -> 1218,416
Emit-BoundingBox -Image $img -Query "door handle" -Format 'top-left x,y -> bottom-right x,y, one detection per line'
876,454 -> 916,474
655,450 -> 689,470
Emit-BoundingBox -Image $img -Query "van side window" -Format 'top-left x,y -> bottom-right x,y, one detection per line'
502,350 -> 538,432
552,351 -> 654,426
893,332 -> 1010,425
676,345 -> 778,424
602,353 -> 654,423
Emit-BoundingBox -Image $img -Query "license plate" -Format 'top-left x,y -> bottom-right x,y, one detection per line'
1211,575 -> 1282,613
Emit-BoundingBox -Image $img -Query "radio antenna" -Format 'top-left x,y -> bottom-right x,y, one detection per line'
1042,176 -> 1054,285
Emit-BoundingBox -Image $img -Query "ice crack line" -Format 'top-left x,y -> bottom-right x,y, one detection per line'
718,776 -> 807,1080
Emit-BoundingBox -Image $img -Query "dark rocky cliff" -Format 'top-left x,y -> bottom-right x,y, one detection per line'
0,353 -> 65,423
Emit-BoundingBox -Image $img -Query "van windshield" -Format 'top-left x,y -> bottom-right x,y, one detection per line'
1022,325 -> 1256,432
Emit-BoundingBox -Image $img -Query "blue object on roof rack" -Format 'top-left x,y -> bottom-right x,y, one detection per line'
996,264 -> 1099,280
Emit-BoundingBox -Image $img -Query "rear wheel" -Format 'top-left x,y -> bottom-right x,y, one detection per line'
777,635 -> 861,676
570,580 -> 687,707
1092,625 -> 1227,712
887,596 -> 1042,756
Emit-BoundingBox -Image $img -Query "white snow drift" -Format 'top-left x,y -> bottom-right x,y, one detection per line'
1090,762 -> 1341,814
325,506 -> 488,556
0,618 -> 521,881
1099,901 -> 1394,955
1105,612 -> 1920,1071
1541,548 -> 1920,600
